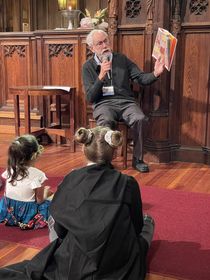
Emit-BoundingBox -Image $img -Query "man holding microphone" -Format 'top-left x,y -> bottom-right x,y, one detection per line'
82,29 -> 164,172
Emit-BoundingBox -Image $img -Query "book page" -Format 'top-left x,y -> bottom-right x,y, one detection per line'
152,28 -> 177,71
42,86 -> 71,92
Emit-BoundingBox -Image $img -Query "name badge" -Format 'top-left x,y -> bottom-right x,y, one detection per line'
102,86 -> 114,96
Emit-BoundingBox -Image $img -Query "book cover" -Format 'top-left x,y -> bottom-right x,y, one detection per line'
152,28 -> 177,71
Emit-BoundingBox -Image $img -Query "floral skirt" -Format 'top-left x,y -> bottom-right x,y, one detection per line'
0,196 -> 50,230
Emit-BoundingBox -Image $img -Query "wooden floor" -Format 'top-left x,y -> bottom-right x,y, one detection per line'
0,133 -> 210,280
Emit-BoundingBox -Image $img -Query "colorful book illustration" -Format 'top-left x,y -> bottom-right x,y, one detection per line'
152,28 -> 177,71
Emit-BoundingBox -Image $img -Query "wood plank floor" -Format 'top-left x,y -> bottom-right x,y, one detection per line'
0,133 -> 209,279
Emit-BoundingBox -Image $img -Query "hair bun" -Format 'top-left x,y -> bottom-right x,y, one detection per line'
75,128 -> 93,145
104,130 -> 122,148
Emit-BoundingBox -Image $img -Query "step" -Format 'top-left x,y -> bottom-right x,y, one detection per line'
0,111 -> 41,120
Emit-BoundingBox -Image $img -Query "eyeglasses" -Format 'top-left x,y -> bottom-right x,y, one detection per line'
94,38 -> 109,47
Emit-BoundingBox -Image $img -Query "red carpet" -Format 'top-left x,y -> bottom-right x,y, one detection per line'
141,186 -> 210,280
0,175 -> 63,249
0,171 -> 210,279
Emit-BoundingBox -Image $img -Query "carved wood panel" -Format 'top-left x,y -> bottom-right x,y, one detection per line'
119,0 -> 148,25
181,0 -> 210,22
39,33 -> 89,128
41,37 -> 78,127
0,39 -> 32,108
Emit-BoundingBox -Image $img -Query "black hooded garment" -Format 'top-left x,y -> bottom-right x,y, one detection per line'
0,164 -> 148,280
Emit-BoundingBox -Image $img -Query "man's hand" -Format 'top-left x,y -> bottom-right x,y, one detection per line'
153,56 -> 165,77
99,60 -> 112,80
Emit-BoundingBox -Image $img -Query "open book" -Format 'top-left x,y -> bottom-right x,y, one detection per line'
152,28 -> 177,71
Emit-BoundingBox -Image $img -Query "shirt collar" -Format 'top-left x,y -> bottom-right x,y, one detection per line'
94,54 -> 101,65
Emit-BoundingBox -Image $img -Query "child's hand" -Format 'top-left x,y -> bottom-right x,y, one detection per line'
44,186 -> 54,199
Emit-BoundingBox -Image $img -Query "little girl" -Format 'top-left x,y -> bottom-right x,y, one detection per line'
0,134 -> 51,230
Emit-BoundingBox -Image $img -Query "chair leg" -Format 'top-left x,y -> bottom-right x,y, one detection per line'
121,126 -> 128,169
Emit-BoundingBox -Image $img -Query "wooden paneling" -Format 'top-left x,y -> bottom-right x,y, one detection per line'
0,30 -> 89,129
180,32 -> 210,147
181,0 -> 210,23
41,36 -> 78,125
80,35 -> 91,126
118,0 -> 147,26
0,35 -> 34,109
118,33 -> 145,68
37,32 -> 88,127
108,0 -> 210,165
171,0 -> 210,163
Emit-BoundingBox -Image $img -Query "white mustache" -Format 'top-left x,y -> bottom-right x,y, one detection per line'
101,53 -> 112,62
102,48 -> 111,54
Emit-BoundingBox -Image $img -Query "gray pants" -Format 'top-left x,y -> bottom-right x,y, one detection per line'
93,99 -> 147,160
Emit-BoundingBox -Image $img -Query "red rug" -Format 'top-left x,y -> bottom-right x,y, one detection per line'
141,186 -> 210,280
0,175 -> 63,249
0,171 -> 210,279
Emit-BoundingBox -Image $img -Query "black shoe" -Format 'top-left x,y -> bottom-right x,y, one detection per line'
132,158 -> 149,173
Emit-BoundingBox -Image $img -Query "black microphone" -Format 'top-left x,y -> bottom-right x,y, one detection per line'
101,54 -> 112,80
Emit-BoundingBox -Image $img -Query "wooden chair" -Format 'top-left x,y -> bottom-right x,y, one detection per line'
89,119 -> 129,169
88,81 -> 145,169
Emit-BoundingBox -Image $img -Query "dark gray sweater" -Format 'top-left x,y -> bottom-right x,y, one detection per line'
82,52 -> 158,105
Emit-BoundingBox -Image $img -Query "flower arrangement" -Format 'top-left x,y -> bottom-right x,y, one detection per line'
80,8 -> 108,31
85,8 -> 108,26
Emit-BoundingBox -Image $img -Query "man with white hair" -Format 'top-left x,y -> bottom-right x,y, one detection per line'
82,29 -> 165,172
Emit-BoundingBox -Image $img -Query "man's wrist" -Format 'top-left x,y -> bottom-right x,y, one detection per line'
98,73 -> 106,81
153,71 -> 160,78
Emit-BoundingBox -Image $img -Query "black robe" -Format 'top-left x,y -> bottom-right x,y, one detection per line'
0,164 -> 148,280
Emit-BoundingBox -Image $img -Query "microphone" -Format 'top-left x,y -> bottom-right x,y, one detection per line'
107,70 -> 111,80
101,53 -> 112,80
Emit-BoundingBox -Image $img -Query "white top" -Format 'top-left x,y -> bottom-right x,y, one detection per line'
1,167 -> 47,202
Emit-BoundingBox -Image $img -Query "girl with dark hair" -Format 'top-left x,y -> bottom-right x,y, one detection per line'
0,134 -> 51,230
0,126 -> 154,280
